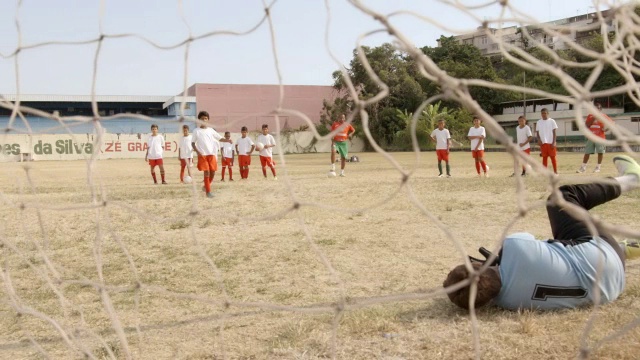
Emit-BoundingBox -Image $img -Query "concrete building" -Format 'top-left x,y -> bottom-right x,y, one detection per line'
165,83 -> 337,132
1,83 -> 338,132
441,9 -> 614,56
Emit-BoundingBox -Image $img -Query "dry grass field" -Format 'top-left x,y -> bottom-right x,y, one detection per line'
0,151 -> 639,359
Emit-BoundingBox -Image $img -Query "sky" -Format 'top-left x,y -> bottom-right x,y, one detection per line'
0,0 -> 618,96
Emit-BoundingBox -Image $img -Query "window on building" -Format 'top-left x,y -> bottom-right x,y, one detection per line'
572,121 -> 579,131
481,36 -> 488,44
185,103 -> 191,109
631,117 -> 640,122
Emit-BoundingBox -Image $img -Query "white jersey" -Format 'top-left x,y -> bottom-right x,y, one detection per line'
236,137 -> 254,155
146,134 -> 164,160
430,128 -> 451,150
221,141 -> 234,159
257,133 -> 276,157
467,126 -> 486,151
494,233 -> 625,310
536,118 -> 558,145
192,127 -> 222,156
516,125 -> 533,151
179,135 -> 193,159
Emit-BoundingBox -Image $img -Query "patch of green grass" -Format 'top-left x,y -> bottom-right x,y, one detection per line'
169,220 -> 190,230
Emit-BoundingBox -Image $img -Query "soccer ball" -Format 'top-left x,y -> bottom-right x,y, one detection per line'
327,171 -> 337,178
255,142 -> 264,151
184,176 -> 192,184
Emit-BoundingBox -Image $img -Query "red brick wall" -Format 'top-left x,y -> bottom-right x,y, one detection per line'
194,84 -> 338,132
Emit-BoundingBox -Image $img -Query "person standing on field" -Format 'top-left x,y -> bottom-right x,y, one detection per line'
257,124 -> 278,180
536,108 -> 559,175
191,111 -> 232,198
330,114 -> 356,177
430,119 -> 452,177
235,126 -> 255,179
145,124 -> 167,184
577,102 -> 612,174
220,131 -> 235,181
467,116 -> 489,177
178,124 -> 193,183
512,115 -> 533,177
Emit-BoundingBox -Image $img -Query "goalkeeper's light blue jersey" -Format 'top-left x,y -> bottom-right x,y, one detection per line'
494,233 -> 625,310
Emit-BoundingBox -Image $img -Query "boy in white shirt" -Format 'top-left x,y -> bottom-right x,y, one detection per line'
513,115 -> 533,177
220,131 -> 235,181
257,124 -> 277,180
467,117 -> 489,177
430,119 -> 452,177
191,111 -> 232,198
536,108 -> 559,175
235,126 -> 255,179
145,124 -> 166,184
178,125 -> 193,183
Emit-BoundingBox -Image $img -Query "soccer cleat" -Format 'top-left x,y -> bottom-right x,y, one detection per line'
613,155 -> 640,180
438,173 -> 444,178
576,167 -> 586,173
509,172 -> 515,177
273,177 -> 278,181
220,179 -> 225,182
339,173 -> 346,177
593,167 -> 601,173
162,181 -> 168,184
206,192 -> 214,198
447,174 -> 452,178
619,240 -> 640,260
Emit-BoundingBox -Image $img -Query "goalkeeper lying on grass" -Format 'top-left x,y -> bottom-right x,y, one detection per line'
444,155 -> 640,310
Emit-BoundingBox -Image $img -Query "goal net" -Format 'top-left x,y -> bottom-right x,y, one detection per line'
1,0 -> 639,358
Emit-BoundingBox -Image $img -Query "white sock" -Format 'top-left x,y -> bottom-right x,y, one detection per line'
615,175 -> 639,193
331,164 -> 335,171
595,164 -> 601,169
340,170 -> 344,175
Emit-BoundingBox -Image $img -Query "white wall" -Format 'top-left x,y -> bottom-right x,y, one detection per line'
0,131 -> 365,162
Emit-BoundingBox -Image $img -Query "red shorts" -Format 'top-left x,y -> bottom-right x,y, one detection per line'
180,158 -> 191,167
471,150 -> 485,159
522,148 -> 531,155
238,155 -> 251,167
197,155 -> 218,172
436,149 -> 449,161
148,159 -> 163,166
222,157 -> 233,167
260,155 -> 275,168
540,143 -> 557,157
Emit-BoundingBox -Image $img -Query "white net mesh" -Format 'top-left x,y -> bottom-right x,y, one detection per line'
1,0 -> 640,358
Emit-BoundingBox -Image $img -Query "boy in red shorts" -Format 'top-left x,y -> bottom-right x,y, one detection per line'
220,131 -> 235,181
235,126 -> 255,179
257,124 -> 277,180
145,124 -> 167,184
467,116 -> 488,177
178,124 -> 193,183
536,108 -> 559,175
430,119 -> 452,177
191,111 -> 232,197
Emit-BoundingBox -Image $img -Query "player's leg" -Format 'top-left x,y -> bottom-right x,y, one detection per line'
228,161 -> 233,181
159,163 -> 167,184
149,164 -> 158,184
221,163 -> 226,181
186,158 -> 192,177
546,155 -> 639,263
479,152 -> 488,176
180,159 -> 186,182
260,156 -> 268,178
437,158 -> 443,177
268,157 -> 277,178
595,146 -> 605,172
578,151 -> 590,173
330,143 -> 336,171
445,160 -> 451,177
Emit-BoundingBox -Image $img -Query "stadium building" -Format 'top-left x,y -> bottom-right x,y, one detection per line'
1,83 -> 337,132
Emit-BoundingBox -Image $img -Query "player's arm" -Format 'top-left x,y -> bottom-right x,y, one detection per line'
191,142 -> 201,157
145,147 -> 149,162
231,148 -> 235,165
536,130 -> 541,145
446,137 -> 451,152
348,125 -> 355,140
249,144 -> 255,154
552,128 -> 557,147
235,143 -> 239,154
